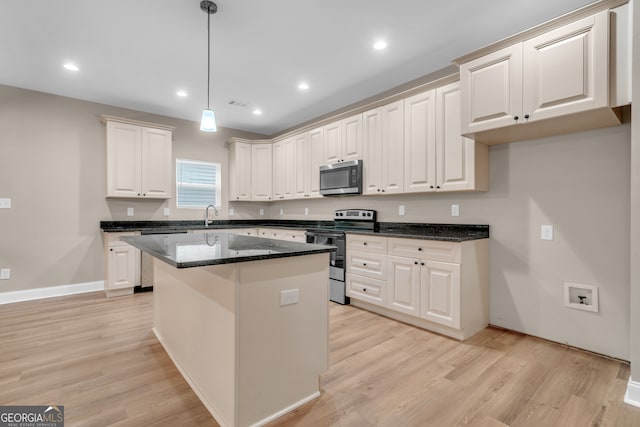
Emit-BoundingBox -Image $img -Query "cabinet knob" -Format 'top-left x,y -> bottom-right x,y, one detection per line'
110,248 -> 113,251
436,186 -> 440,189
418,248 -> 422,251
430,185 -> 434,189
382,189 -> 385,192
137,193 -> 141,196
377,189 -> 381,192
421,262 -> 425,266
414,261 -> 418,265
524,114 -> 530,120
514,115 -> 519,121
363,263 -> 367,266
143,193 -> 146,196
363,288 -> 367,292
363,242 -> 367,246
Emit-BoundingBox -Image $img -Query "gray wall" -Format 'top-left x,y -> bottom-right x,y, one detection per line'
0,85 -> 263,294
0,84 -> 632,361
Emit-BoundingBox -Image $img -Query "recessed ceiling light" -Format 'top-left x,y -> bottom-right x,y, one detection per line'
373,40 -> 388,50
63,63 -> 79,71
176,90 -> 188,97
253,109 -> 263,116
298,83 -> 310,91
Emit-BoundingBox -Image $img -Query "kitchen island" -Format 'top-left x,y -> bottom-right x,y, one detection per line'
121,232 -> 335,427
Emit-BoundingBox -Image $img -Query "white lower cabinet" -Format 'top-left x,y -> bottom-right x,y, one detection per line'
104,232 -> 140,297
347,234 -> 488,340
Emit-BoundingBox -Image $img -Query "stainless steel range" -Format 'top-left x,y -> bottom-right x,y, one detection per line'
305,209 -> 377,304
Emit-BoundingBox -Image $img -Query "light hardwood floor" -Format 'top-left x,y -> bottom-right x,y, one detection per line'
1,291 -> 639,426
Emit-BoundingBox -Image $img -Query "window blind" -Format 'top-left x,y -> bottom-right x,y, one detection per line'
176,159 -> 220,208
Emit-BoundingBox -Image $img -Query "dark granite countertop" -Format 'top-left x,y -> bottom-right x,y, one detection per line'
102,220 -> 489,242
121,232 -> 336,268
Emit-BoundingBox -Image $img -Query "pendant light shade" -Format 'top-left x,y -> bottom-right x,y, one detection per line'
200,109 -> 217,132
200,1 -> 217,132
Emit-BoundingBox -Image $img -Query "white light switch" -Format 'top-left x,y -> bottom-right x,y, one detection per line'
163,208 -> 170,217
127,207 -> 134,217
399,205 -> 405,216
280,289 -> 299,306
0,268 -> 10,280
451,204 -> 460,217
0,198 -> 11,209
541,225 -> 554,241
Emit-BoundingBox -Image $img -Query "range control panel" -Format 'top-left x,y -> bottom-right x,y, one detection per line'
334,209 -> 377,222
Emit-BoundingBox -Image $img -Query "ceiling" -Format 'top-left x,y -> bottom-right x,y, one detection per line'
1,0 -> 597,136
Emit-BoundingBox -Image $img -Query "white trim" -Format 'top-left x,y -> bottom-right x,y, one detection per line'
0,281 -> 104,305
248,391 -> 320,427
625,379 -> 640,407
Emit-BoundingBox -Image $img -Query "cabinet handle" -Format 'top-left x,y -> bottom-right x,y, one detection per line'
421,262 -> 425,266
436,186 -> 440,189
524,114 -> 530,120
382,189 -> 385,192
137,193 -> 141,196
363,242 -> 367,245
377,189 -> 381,192
418,248 -> 422,251
514,116 -> 519,121
430,185 -> 434,189
363,263 -> 367,266
414,261 -> 418,265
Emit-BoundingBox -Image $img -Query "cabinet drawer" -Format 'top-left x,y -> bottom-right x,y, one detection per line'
346,234 -> 387,254
347,250 -> 387,281
388,238 -> 460,263
105,231 -> 138,245
346,273 -> 386,307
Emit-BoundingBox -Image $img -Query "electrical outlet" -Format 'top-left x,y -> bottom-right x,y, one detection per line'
127,207 -> 134,217
0,268 -> 10,280
305,208 -> 309,215
280,208 -> 284,216
541,225 -> 553,241
399,205 -> 405,216
163,208 -> 170,217
451,204 -> 460,217
259,208 -> 265,216
229,208 -> 235,216
0,198 -> 11,209
280,289 -> 299,306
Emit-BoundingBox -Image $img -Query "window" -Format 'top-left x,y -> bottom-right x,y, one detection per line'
176,159 -> 221,208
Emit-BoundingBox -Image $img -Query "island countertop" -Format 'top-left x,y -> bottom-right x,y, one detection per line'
121,232 -> 336,268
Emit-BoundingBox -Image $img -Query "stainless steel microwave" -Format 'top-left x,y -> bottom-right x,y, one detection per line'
319,160 -> 363,196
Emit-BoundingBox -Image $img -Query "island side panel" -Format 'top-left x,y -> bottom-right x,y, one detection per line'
153,260 -> 238,427
236,253 -> 330,426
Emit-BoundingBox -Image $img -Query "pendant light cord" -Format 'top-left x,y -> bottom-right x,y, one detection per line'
206,9 -> 211,110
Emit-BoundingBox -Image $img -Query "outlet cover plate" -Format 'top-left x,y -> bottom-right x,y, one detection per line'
451,204 -> 460,217
564,282 -> 598,312
0,268 -> 10,280
541,225 -> 553,241
0,198 -> 11,209
399,205 -> 405,216
280,289 -> 299,306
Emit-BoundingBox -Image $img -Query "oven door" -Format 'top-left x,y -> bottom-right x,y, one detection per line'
305,231 -> 345,281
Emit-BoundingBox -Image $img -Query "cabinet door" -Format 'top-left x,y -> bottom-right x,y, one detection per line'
460,44 -> 523,134
341,113 -> 363,162
404,90 -> 437,193
272,141 -> 285,200
230,142 -> 251,201
283,137 -> 296,199
420,261 -> 460,329
323,121 -> 342,164
363,107 -> 383,194
307,127 -> 324,198
436,82 -> 478,192
106,122 -> 141,197
251,144 -> 272,201
107,244 -> 136,290
141,127 -> 172,198
382,100 -> 404,194
522,10 -> 608,122
387,256 -> 420,316
293,133 -> 308,199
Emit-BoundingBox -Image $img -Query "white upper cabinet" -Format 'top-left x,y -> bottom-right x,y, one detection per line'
404,90 -> 437,193
323,114 -> 363,164
229,141 -> 252,201
283,137 -> 296,199
459,9 -> 622,143
293,133 -> 308,199
251,144 -> 272,201
364,101 -> 404,195
522,11 -> 608,122
105,118 -> 173,199
437,82 -> 488,192
307,127 -> 324,198
272,141 -> 285,201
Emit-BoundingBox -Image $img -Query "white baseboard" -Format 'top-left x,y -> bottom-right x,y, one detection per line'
625,379 -> 640,408
0,280 -> 104,305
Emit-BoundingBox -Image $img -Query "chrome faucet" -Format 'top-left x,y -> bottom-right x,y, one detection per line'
204,204 -> 219,227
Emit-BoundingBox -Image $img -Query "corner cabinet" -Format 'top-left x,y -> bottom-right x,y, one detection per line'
228,139 -> 272,201
103,116 -> 174,199
346,234 -> 489,341
458,8 -> 626,143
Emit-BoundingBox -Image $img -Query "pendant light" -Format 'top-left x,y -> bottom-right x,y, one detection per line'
200,0 -> 217,132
